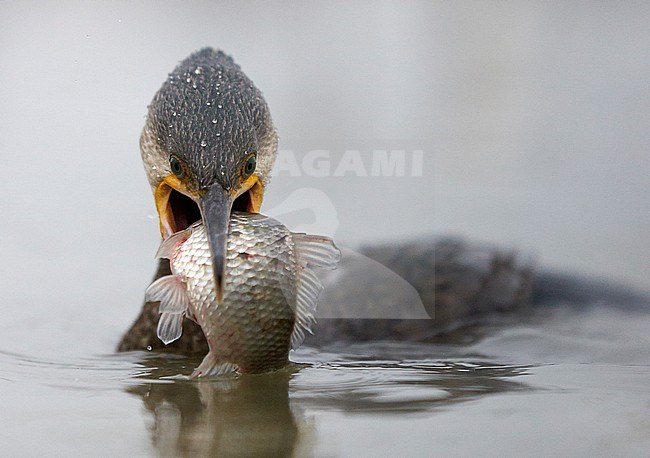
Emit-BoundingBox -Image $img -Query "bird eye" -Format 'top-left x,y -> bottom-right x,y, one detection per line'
242,155 -> 257,179
170,156 -> 183,177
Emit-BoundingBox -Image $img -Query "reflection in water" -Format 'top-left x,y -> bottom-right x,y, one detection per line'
127,351 -> 532,456
128,356 -> 300,457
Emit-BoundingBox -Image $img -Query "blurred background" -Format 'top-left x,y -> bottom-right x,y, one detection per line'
1,1 -> 648,352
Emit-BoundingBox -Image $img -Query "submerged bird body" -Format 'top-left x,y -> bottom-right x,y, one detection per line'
146,212 -> 339,377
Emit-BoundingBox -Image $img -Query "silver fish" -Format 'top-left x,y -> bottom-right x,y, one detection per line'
145,212 -> 340,377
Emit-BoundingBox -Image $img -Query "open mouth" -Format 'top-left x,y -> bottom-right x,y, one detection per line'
166,188 -> 254,233
167,190 -> 201,233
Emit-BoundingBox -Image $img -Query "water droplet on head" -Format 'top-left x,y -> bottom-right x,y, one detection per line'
186,77 -> 191,83
211,119 -> 217,124
216,133 -> 221,137
206,101 -> 211,106
146,346 -> 152,351
194,66 -> 203,75
217,104 -> 223,109
200,140 -> 207,147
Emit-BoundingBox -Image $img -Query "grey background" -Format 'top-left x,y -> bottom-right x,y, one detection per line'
1,2 -> 648,339
1,3 -> 649,456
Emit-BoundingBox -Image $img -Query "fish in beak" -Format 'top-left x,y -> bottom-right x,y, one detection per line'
154,172 -> 266,304
142,48 -> 276,305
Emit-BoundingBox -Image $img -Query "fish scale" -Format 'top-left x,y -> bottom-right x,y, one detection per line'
146,212 -> 340,377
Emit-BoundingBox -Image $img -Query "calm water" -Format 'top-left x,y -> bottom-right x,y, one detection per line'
2,305 -> 649,456
2,2 -> 649,456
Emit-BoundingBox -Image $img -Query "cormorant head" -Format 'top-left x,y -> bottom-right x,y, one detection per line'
141,48 -> 278,301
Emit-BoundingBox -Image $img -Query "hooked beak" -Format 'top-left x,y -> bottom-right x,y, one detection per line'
199,183 -> 233,304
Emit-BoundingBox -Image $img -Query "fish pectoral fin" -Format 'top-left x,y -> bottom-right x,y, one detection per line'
290,268 -> 322,349
157,312 -> 184,345
289,234 -> 341,350
145,274 -> 191,345
145,274 -> 190,314
191,353 -> 237,378
292,234 -> 341,270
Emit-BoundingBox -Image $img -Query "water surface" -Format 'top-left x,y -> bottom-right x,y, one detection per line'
2,306 -> 648,456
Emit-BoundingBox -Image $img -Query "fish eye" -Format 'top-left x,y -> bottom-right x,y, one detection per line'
170,156 -> 183,177
241,154 -> 257,179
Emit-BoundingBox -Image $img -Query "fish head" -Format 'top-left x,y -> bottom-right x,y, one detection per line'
140,48 -> 278,302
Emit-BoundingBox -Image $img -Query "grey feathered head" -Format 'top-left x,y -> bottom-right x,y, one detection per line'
141,47 -> 277,193
140,48 -> 279,302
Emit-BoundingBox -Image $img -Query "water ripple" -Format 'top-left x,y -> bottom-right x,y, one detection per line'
289,359 -> 533,414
